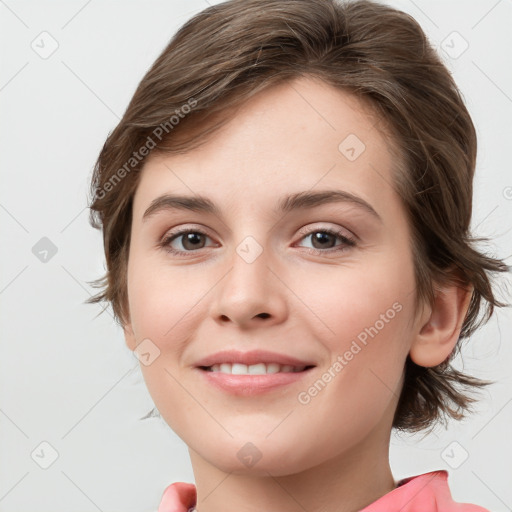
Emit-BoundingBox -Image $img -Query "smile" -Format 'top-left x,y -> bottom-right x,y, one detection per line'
200,363 -> 314,375
197,364 -> 316,396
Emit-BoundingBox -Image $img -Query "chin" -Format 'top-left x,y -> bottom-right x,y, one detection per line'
192,435 -> 316,477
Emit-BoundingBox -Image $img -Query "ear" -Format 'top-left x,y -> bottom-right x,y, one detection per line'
409,280 -> 473,368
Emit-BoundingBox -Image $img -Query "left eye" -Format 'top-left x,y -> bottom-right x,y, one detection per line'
295,228 -> 356,253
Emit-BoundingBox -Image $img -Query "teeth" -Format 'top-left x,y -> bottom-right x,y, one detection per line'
207,363 -> 307,374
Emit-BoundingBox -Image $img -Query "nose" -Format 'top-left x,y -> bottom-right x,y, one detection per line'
210,240 -> 288,329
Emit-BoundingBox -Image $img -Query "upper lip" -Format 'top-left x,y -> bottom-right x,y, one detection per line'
194,349 -> 316,368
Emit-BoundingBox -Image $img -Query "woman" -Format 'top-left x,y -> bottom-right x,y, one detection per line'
87,0 -> 509,510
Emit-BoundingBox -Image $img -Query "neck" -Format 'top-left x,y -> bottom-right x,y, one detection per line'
188,430 -> 396,512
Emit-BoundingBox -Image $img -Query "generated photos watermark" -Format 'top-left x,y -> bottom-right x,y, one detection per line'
95,97 -> 197,200
297,300 -> 403,405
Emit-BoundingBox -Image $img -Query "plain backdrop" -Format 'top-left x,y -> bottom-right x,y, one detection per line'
1,1 -> 511,511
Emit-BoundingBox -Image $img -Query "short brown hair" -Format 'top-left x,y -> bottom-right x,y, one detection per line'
87,0 -> 509,432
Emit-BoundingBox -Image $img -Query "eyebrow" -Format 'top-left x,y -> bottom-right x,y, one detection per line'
142,190 -> 382,223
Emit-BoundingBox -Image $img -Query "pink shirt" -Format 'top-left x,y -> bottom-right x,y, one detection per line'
157,470 -> 490,512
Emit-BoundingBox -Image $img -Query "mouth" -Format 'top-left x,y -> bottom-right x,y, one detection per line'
193,349 -> 317,395
197,363 -> 316,396
198,363 -> 316,375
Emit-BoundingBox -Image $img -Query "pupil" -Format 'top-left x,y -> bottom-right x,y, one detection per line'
184,233 -> 203,249
314,232 -> 334,248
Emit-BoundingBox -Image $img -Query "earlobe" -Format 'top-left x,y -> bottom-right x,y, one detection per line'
409,281 -> 473,368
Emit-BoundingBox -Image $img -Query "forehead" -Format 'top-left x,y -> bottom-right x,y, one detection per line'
133,76 -> 402,220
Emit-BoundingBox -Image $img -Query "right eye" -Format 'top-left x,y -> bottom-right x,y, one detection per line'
160,229 -> 216,256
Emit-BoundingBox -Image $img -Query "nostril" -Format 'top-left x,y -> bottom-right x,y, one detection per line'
257,313 -> 270,319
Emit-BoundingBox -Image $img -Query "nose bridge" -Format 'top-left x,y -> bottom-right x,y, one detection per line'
224,208 -> 274,283
226,233 -> 272,301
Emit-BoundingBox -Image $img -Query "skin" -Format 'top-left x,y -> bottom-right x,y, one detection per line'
123,76 -> 472,512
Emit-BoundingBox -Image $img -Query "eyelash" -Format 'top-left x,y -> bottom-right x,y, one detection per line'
159,226 -> 357,257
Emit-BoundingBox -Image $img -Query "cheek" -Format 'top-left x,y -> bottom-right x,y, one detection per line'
289,255 -> 415,416
127,251 -> 211,343
287,266 -> 413,454
126,255 -> 210,438
294,253 -> 413,348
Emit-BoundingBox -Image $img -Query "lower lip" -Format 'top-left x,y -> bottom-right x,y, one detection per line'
196,367 -> 315,396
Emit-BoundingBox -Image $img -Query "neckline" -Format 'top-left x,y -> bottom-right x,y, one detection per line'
162,470 -> 450,512
358,469 -> 449,510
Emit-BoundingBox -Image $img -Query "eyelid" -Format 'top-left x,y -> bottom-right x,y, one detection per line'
295,223 -> 356,241
161,222 -> 356,241
159,224 -> 215,250
293,224 -> 357,253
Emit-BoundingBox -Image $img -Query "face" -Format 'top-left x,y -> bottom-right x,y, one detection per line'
124,76 -> 424,476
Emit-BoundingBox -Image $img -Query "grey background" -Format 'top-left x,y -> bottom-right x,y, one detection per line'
1,0 -> 511,511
